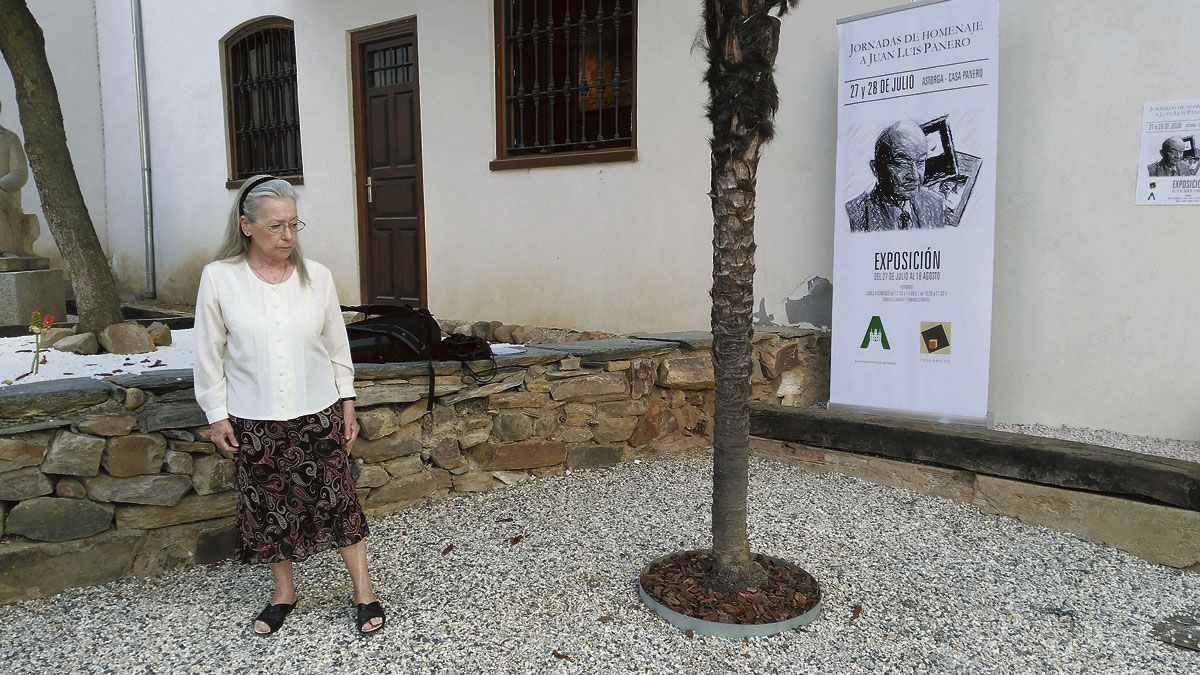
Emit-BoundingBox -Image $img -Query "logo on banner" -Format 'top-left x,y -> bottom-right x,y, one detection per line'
860,316 -> 890,349
920,322 -> 951,354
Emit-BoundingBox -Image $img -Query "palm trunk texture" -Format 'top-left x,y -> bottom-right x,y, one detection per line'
0,0 -> 124,334
704,0 -> 795,594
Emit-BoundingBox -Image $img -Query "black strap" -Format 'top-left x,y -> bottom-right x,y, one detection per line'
425,314 -> 437,411
356,601 -> 386,632
255,602 -> 294,632
459,357 -> 498,384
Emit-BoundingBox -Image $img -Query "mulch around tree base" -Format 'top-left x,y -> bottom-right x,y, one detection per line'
640,550 -> 820,625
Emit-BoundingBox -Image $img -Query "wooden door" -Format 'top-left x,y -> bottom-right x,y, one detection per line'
353,19 -> 426,307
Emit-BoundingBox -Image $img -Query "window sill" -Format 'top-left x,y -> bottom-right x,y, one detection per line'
489,148 -> 636,172
225,175 -> 304,190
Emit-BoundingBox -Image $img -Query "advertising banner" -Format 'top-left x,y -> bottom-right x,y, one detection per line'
1136,100 -> 1200,205
830,0 -> 999,420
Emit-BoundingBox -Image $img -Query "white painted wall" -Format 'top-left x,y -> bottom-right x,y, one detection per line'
990,0 -> 1199,441
769,0 -> 1200,441
95,0 -> 142,297
86,0 -> 1200,441
97,0 -> 303,300
92,0 -> 723,329
0,0 -> 108,267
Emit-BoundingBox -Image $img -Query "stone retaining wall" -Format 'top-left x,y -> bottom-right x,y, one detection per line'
751,438 -> 1200,570
748,404 -> 1200,571
0,329 -> 829,604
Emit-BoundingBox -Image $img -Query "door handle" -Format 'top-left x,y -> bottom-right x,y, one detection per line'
365,176 -> 374,203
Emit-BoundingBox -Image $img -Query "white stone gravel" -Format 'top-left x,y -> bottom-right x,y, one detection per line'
0,329 -> 529,387
0,453 -> 1196,674
995,423 -> 1200,465
0,329 -> 196,386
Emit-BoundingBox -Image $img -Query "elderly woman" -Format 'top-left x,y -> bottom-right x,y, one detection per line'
193,175 -> 385,636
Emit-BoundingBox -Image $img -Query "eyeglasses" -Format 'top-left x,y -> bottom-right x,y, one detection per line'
259,220 -> 306,235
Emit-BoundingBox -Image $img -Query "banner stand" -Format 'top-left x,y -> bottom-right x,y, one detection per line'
826,402 -> 992,429
828,0 -> 1000,421
837,0 -> 957,27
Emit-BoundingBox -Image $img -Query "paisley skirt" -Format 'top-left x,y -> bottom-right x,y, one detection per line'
228,401 -> 368,564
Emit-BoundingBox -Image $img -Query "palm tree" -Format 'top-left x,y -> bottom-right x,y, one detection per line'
0,0 -> 124,334
703,0 -> 797,594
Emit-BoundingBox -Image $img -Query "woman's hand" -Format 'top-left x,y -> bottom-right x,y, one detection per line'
342,399 -> 360,450
210,419 -> 240,456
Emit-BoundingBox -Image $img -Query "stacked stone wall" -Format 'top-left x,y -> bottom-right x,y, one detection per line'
0,330 -> 829,604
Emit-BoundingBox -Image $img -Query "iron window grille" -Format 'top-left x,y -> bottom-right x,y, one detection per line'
496,0 -> 636,164
224,18 -> 303,182
368,44 -> 415,87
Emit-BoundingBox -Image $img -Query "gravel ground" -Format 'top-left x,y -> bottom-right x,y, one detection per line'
0,453 -> 1196,674
995,423 -> 1200,465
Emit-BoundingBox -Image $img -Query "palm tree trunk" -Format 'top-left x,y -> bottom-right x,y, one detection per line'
709,131 -> 768,593
0,0 -> 124,334
704,0 -> 793,594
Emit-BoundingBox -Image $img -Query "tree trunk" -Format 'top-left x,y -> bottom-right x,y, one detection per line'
0,0 -> 124,334
709,130 -> 768,593
704,0 -> 791,595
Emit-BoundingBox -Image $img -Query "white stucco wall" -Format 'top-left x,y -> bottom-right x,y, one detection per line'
88,0 -> 1200,441
97,0 -> 303,300
0,0 -> 108,267
769,0 -> 1200,441
95,0 -> 142,297
988,0 -> 1199,442
93,0 -> 726,329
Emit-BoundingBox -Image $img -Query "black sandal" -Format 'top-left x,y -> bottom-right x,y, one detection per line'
356,601 -> 386,635
253,601 -> 296,636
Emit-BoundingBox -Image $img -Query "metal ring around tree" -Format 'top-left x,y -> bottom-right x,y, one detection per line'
637,551 -> 823,638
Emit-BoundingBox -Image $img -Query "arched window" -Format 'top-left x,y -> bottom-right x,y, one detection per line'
223,17 -> 302,184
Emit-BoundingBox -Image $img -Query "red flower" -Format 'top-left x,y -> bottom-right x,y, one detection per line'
43,314 -> 54,329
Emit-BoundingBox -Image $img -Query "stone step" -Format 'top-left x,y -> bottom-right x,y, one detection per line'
749,403 -> 1200,512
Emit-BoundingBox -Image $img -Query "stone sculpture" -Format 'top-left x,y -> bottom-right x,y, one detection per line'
0,99 -> 41,261
0,99 -> 61,326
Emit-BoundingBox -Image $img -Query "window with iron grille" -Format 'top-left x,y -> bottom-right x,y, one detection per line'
224,18 -> 303,183
493,0 -> 636,169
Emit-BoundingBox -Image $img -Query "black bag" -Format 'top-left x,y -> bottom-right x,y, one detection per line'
341,305 -> 497,404
343,304 -> 440,364
343,304 -> 442,409
437,334 -> 497,385
436,333 -> 491,361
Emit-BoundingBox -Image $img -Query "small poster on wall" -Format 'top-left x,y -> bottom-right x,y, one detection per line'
1136,100 -> 1200,205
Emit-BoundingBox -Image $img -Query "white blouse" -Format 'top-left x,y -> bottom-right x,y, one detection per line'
192,257 -> 356,424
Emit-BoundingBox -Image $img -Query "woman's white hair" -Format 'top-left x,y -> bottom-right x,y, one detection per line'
214,175 -> 310,286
